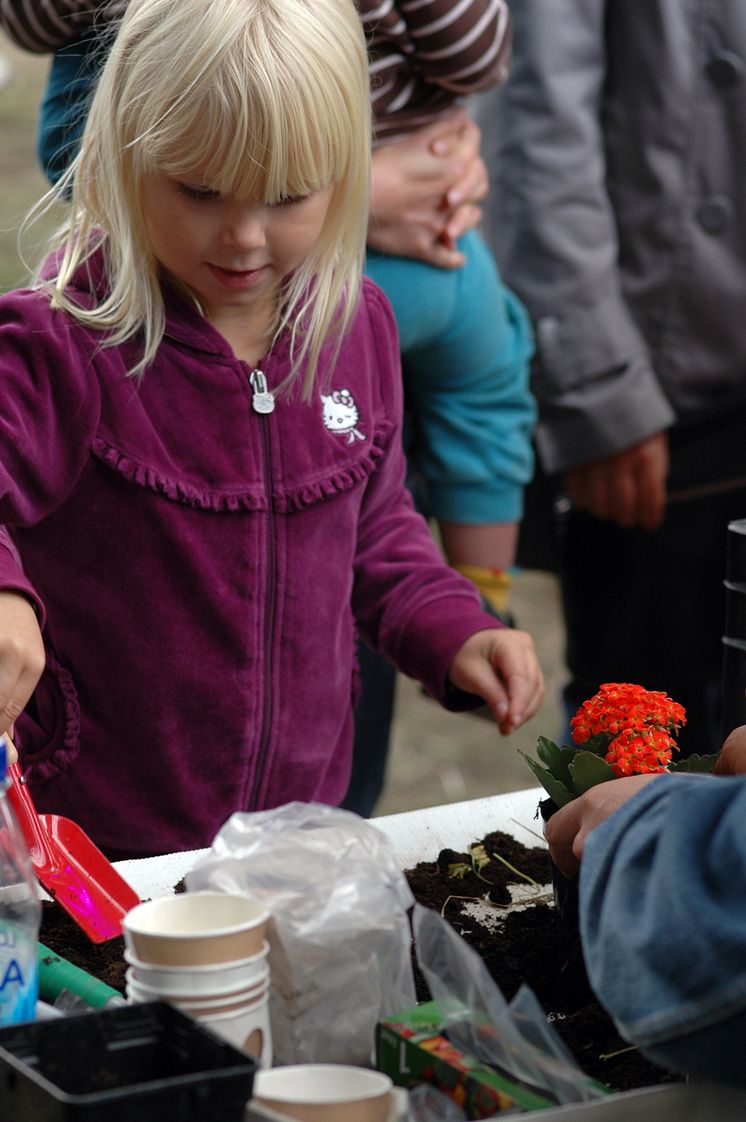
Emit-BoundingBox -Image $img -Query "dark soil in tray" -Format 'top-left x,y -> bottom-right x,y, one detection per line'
39,828 -> 678,1098
41,902 -> 128,993
404,828 -> 680,1096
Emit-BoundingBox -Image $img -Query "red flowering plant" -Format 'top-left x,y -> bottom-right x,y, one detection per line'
520,682 -> 718,808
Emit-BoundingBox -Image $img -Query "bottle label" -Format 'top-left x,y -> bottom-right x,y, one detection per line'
0,922 -> 39,1025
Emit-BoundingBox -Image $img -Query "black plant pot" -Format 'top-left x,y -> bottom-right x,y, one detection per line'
540,798 -> 579,932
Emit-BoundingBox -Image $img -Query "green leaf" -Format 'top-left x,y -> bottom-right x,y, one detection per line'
535,736 -> 576,787
518,750 -> 575,807
669,753 -> 719,774
575,732 -> 613,758
568,751 -> 617,794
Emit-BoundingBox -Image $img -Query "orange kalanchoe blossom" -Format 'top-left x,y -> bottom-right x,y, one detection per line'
569,682 -> 686,779
522,682 -> 716,805
604,726 -> 678,778
570,682 -> 686,745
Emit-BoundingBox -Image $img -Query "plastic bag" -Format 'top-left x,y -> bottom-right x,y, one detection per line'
413,904 -> 603,1105
186,802 -> 417,1066
406,1084 -> 469,1121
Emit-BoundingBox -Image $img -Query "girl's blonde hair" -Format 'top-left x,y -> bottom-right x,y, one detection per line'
42,0 -> 371,394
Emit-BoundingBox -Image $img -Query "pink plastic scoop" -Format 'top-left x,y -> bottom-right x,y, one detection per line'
6,755 -> 140,943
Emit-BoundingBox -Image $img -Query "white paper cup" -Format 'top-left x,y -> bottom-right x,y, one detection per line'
123,892 -> 269,966
124,941 -> 270,994
198,992 -> 272,1067
125,967 -> 269,1008
253,1065 -> 393,1122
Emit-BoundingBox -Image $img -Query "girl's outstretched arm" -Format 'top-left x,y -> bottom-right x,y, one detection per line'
448,627 -> 544,735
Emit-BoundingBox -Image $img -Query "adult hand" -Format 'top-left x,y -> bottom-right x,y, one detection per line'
434,113 -> 488,247
714,723 -> 746,775
564,431 -> 669,530
448,627 -> 544,735
0,591 -> 45,736
544,774 -> 661,879
368,109 -> 488,269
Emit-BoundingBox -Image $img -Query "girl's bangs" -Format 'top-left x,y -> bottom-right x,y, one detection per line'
139,78 -> 342,203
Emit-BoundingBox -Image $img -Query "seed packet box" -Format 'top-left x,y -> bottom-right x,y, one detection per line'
377,999 -> 559,1117
378,1002 -> 746,1121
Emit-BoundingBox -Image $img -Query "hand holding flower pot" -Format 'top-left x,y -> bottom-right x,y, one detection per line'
520,683 -> 718,926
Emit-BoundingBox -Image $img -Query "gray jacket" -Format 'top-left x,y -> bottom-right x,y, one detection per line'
488,0 -> 746,474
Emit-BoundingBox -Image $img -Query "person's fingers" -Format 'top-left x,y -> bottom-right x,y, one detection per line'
442,203 -> 483,245
714,723 -> 746,774
414,240 -> 467,269
428,107 -> 472,156
491,632 -> 544,733
607,464 -> 638,527
2,729 -> 17,765
565,433 -> 669,529
0,667 -> 34,736
544,801 -> 583,879
446,157 -> 489,210
635,456 -> 667,529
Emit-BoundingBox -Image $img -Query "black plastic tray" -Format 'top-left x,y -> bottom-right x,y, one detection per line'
0,1000 -> 257,1121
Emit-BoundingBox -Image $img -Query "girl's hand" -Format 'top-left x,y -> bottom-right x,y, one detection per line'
0,591 -> 45,736
448,628 -> 544,735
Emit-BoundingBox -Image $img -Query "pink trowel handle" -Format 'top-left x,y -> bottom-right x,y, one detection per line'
6,760 -> 57,870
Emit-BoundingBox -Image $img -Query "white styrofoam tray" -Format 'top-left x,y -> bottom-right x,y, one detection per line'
113,786 -> 547,900
524,1081 -> 746,1119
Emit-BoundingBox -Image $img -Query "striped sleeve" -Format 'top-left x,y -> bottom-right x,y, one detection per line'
0,0 -> 125,52
359,0 -> 511,138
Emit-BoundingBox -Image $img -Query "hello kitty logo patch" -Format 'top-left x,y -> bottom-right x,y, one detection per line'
321,388 -> 365,444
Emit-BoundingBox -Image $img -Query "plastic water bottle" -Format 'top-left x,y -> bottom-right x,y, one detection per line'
0,737 -> 41,1024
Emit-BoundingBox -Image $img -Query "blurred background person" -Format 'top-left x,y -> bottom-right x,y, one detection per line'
477,0 -> 746,755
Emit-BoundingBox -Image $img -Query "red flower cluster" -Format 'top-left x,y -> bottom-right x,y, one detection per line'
570,682 -> 686,779
604,726 -> 677,778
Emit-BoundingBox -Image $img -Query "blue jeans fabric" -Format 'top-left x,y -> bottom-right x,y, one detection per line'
580,773 -> 746,1087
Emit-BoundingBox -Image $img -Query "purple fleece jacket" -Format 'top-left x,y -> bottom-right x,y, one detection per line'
0,255 -> 499,854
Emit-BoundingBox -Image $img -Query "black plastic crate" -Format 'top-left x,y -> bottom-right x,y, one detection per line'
0,1000 -> 258,1121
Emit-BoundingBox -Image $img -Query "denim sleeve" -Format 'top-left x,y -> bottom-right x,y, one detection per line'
580,773 -> 746,1086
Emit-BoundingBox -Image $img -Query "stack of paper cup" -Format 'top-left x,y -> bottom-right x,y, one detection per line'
123,891 -> 272,1066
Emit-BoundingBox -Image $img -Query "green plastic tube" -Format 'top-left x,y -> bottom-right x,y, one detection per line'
38,942 -> 125,1009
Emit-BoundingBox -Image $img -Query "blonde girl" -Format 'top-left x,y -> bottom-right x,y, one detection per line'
0,0 -> 542,857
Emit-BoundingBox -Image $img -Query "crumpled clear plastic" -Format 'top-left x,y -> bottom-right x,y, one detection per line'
186,802 -> 417,1066
412,904 -> 603,1106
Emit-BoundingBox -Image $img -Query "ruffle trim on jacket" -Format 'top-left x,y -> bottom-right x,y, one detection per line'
93,421 -> 394,512
93,436 -> 268,511
21,651 -> 82,785
274,420 -> 394,512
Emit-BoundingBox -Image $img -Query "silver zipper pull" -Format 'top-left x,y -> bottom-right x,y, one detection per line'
249,369 -> 275,415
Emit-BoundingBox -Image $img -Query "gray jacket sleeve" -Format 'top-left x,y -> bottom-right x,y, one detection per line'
492,0 -> 675,473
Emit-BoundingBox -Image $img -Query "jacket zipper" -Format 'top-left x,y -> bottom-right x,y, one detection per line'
248,368 -> 276,808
